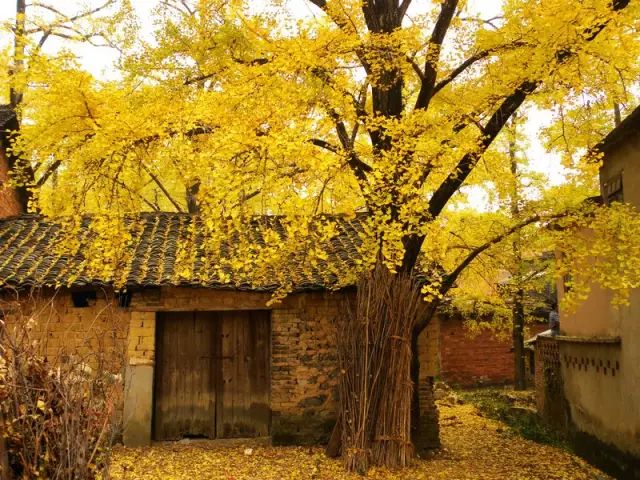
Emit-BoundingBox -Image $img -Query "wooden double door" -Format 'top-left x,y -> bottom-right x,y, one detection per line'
153,310 -> 271,440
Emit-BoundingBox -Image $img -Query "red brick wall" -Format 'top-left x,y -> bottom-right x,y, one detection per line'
440,317 -> 548,387
0,146 -> 21,218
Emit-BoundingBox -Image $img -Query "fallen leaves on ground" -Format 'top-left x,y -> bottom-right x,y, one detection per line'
110,402 -> 609,480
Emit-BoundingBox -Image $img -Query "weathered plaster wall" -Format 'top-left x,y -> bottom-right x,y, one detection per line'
553,135 -> 640,460
600,133 -> 640,207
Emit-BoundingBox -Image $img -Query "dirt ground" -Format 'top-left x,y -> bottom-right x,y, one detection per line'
110,401 -> 609,480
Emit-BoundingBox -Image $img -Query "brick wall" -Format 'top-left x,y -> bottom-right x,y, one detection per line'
440,316 -> 548,387
127,311 -> 155,366
0,147 -> 21,218
1,290 -> 129,371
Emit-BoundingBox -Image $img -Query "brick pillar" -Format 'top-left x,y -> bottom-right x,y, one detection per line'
415,318 -> 441,452
123,311 -> 156,446
419,376 -> 440,450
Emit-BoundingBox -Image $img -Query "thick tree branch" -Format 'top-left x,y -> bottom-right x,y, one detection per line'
399,0 -> 412,19
30,1 -> 116,23
331,114 -> 373,183
308,0 -> 358,35
35,125 -> 215,189
428,80 -> 538,219
404,0 -> 630,272
183,57 -> 269,85
432,41 -> 529,96
432,50 -> 489,94
426,0 -> 631,220
406,55 -> 424,81
414,0 -> 458,111
36,159 -> 62,187
310,138 -> 340,154
413,211 -> 569,334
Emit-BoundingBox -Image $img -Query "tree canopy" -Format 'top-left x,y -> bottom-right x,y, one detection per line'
3,0 -> 639,303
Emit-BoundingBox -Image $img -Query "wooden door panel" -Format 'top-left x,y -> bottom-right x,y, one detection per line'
154,310 -> 270,440
153,312 -> 216,440
247,310 -> 271,437
217,311 -> 271,438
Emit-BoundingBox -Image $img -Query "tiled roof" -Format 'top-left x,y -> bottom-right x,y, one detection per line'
594,104 -> 640,156
0,213 -> 365,291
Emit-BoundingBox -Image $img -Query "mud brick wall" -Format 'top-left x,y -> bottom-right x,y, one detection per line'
2,286 -> 441,447
0,290 -> 129,372
128,287 -> 350,445
270,294 -> 345,445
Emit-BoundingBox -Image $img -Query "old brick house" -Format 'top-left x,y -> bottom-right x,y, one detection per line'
0,211 -> 440,447
536,105 -> 640,478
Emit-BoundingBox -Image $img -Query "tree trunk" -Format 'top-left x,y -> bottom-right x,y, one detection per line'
4,0 -> 33,214
508,116 -> 526,390
325,412 -> 342,458
0,412 -> 10,479
186,181 -> 200,213
10,0 -> 26,109
513,287 -> 526,390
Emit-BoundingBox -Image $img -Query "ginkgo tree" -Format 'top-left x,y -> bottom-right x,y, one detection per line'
1,0 -> 133,210
6,0 -> 640,470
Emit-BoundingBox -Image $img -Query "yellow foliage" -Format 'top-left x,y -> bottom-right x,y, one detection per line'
3,0 -> 640,304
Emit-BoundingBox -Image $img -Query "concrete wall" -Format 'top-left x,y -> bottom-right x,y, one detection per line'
2,286 -> 441,447
553,134 -> 640,460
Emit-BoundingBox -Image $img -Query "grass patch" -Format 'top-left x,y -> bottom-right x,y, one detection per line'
456,387 -> 567,448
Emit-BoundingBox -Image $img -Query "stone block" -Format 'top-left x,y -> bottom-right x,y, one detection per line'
123,364 -> 154,447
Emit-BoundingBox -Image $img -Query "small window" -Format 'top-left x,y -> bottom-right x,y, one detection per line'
117,291 -> 132,308
602,172 -> 623,204
71,291 -> 97,308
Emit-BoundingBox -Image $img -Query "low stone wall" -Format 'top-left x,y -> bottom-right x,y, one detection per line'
534,336 -> 568,429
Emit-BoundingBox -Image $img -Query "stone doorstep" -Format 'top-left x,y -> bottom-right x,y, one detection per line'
152,437 -> 272,448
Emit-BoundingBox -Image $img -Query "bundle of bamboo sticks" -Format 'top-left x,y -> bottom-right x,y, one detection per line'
336,265 -> 424,472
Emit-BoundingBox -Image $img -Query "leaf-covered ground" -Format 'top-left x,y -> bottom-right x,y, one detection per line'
110,402 -> 609,480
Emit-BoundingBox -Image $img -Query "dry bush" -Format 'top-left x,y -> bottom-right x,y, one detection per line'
335,265 -> 425,473
0,290 -> 126,480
